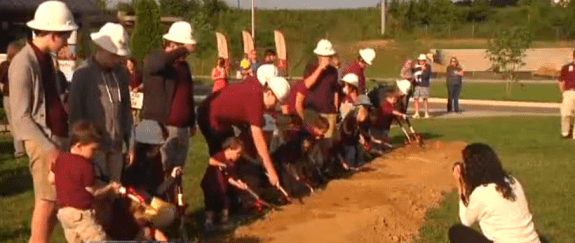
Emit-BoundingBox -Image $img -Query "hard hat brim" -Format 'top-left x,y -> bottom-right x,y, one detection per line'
163,33 -> 197,45
27,20 -> 78,32
90,32 -> 131,57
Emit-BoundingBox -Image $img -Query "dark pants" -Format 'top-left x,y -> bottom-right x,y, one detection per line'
201,167 -> 232,212
447,83 -> 462,112
197,95 -> 236,156
448,224 -> 492,243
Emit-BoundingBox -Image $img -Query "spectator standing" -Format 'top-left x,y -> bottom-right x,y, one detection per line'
343,48 -> 376,94
142,21 -> 197,175
446,56 -> 464,113
0,42 -> 25,158
412,54 -> 432,119
450,143 -> 540,243
8,1 -> 77,242
211,57 -> 228,92
303,39 -> 339,146
68,23 -> 134,228
400,59 -> 415,113
558,50 -> 575,139
240,49 -> 259,78
127,58 -> 142,92
197,76 -> 290,187
256,49 -> 279,86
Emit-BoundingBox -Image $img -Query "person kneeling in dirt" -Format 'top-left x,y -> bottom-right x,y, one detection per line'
339,73 -> 361,120
49,121 -> 122,243
369,90 -> 408,154
201,137 -> 249,232
450,143 -> 540,243
273,111 -> 330,194
336,95 -> 372,168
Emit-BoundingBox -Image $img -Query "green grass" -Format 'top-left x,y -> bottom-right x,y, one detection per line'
1,117 -> 574,242
405,117 -> 575,243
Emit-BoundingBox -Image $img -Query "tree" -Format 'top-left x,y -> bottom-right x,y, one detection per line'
131,0 -> 163,61
486,27 -> 532,96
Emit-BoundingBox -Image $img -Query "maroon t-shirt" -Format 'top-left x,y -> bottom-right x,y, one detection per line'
343,60 -> 366,93
52,153 -> 95,210
166,61 -> 193,128
209,76 -> 264,132
212,151 -> 237,178
560,62 -> 575,90
284,81 -> 307,115
129,72 -> 142,90
376,101 -> 395,131
30,42 -> 68,137
303,60 -> 339,114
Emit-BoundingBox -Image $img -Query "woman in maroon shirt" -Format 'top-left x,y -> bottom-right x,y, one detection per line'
127,58 -> 142,92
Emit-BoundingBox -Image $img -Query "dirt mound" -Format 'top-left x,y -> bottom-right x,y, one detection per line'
207,141 -> 467,243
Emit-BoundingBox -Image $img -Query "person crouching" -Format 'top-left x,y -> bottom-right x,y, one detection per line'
201,137 -> 248,232
338,95 -> 372,168
49,121 -> 122,243
370,90 -> 408,153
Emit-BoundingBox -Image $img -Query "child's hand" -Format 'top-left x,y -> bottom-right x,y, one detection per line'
238,181 -> 248,190
109,181 -> 122,195
171,166 -> 182,178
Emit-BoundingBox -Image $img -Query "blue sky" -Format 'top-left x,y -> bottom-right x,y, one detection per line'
108,0 -> 382,10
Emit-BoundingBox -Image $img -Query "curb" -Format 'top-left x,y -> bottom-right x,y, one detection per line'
426,98 -> 560,108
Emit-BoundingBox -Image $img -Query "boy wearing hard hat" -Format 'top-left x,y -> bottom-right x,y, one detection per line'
68,23 -> 135,228
8,1 -> 77,242
197,76 -> 290,187
142,21 -> 196,178
343,48 -> 376,93
340,73 -> 361,119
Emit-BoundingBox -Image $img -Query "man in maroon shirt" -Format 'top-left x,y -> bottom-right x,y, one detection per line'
142,21 -> 197,174
8,2 -> 77,242
197,76 -> 290,187
343,48 -> 376,94
559,50 -> 575,138
281,80 -> 308,119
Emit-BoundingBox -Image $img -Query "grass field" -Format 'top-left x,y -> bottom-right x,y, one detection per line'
0,116 -> 573,242
427,81 -> 561,102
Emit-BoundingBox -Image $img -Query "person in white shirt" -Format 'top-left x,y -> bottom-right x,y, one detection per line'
450,143 -> 540,243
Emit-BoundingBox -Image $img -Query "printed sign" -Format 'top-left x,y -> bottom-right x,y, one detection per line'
130,92 -> 143,109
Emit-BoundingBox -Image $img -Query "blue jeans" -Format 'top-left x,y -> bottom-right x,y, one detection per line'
343,144 -> 364,167
447,84 -> 462,112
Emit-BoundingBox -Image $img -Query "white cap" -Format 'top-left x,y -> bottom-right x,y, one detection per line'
135,120 -> 165,145
256,64 -> 279,86
359,48 -> 376,65
341,73 -> 359,88
27,1 -> 78,32
396,79 -> 412,95
91,23 -> 130,57
163,21 -> 196,45
313,39 -> 336,56
267,77 -> 290,102
418,53 -> 428,61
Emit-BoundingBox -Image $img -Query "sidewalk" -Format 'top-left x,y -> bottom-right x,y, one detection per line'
426,97 -> 560,108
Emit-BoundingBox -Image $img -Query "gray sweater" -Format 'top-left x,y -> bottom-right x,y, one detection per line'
68,58 -> 134,152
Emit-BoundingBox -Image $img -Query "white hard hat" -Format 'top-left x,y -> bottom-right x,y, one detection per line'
91,23 -> 130,57
163,21 -> 197,45
341,73 -> 359,88
359,48 -> 376,65
26,1 -> 78,32
396,79 -> 412,95
257,64 -> 279,86
267,76 -> 291,102
313,39 -> 336,56
418,53 -> 428,61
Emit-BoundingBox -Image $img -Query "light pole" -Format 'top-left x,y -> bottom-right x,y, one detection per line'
252,0 -> 256,40
381,0 -> 386,35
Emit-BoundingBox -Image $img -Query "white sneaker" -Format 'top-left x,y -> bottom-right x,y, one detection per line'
424,113 -> 430,119
412,113 -> 420,119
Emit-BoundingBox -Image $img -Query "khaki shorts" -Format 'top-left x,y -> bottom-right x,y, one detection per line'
25,136 -> 67,201
320,113 -> 338,139
57,207 -> 108,243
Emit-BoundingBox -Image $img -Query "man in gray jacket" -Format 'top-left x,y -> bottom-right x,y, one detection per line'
8,1 -> 77,242
68,23 -> 134,228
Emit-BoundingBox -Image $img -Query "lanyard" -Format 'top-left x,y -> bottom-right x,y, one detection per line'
101,72 -> 122,104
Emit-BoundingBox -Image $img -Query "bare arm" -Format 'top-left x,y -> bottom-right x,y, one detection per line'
251,125 -> 279,185
208,157 -> 227,167
303,66 -> 325,89
559,81 -> 566,93
280,105 -> 289,115
295,92 -> 306,120
228,178 -> 248,190
85,182 -> 120,200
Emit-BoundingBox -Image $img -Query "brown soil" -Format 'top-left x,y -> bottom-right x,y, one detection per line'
208,141 -> 467,243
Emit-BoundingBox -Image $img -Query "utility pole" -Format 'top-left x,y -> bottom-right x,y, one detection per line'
237,0 -> 240,8
381,0 -> 386,35
252,0 -> 256,41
